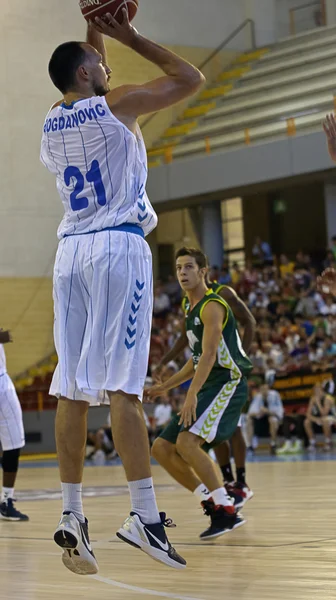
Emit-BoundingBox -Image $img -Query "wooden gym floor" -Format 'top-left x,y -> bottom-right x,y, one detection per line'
1,458 -> 336,600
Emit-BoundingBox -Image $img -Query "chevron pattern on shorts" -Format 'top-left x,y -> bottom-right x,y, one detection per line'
124,280 -> 145,350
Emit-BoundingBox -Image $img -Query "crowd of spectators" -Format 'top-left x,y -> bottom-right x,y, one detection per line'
147,237 -> 336,454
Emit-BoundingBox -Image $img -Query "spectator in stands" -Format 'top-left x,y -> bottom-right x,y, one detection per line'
279,254 -> 295,278
277,412 -> 305,455
323,250 -> 335,270
304,382 -> 336,452
218,266 -> 231,285
153,282 -> 171,319
252,237 -> 273,266
246,383 -> 284,454
230,262 -> 242,287
164,275 -> 181,306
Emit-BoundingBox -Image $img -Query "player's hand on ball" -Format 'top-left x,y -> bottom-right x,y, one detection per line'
178,392 -> 197,427
323,114 -> 336,163
317,267 -> 336,296
93,9 -> 137,46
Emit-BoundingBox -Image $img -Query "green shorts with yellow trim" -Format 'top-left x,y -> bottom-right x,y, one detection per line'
158,376 -> 248,450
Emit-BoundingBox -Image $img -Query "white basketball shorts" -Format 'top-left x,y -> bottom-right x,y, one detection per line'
50,229 -> 153,404
0,375 -> 25,451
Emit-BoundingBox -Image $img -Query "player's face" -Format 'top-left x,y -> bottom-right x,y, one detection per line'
176,256 -> 206,291
84,46 -> 111,96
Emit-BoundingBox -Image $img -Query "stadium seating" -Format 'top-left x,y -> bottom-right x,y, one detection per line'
148,24 -> 336,164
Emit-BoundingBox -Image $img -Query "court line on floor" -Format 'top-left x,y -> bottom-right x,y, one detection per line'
1,534 -> 335,549
91,574 -> 207,600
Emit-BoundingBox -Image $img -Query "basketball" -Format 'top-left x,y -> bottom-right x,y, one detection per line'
79,0 -> 139,25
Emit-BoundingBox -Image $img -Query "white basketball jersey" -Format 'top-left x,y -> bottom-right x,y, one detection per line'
0,345 -> 6,377
40,96 -> 158,239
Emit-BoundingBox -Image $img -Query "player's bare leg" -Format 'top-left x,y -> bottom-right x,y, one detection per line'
54,398 -> 98,575
109,391 -> 186,569
152,437 -> 206,493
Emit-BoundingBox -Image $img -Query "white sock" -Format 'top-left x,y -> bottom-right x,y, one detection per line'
193,483 -> 211,502
212,487 -> 234,508
128,477 -> 160,525
1,487 -> 14,502
61,482 -> 85,523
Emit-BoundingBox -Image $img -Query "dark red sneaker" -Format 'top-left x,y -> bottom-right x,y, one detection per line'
225,482 -> 254,509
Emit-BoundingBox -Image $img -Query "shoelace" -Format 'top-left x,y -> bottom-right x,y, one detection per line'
163,517 -> 176,528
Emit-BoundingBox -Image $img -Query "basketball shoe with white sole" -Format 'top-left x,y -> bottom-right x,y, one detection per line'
116,512 -> 186,569
54,512 -> 98,575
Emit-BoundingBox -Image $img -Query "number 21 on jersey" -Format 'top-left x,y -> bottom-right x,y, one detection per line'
64,160 -> 106,211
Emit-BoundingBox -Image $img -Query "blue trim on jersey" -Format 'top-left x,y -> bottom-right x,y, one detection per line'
61,100 -> 84,110
64,223 -> 144,238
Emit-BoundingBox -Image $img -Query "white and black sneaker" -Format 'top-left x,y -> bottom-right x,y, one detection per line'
116,512 -> 186,569
54,512 -> 98,575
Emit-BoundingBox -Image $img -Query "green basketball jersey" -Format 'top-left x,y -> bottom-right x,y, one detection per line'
185,289 -> 253,389
182,282 -> 224,313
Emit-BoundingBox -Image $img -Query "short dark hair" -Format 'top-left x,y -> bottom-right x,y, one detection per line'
48,41 -> 87,94
175,247 -> 208,269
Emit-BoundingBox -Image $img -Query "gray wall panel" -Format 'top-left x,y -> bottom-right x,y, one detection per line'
148,131 -> 336,205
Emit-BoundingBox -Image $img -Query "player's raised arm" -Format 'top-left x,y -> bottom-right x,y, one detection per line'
86,22 -> 110,72
93,10 -> 205,117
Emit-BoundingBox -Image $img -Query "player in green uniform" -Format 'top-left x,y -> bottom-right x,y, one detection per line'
146,247 -> 253,539
153,270 -> 255,508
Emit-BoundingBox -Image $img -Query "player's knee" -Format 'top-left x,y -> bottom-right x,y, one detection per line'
176,432 -> 199,458
151,437 -> 173,463
2,448 -> 21,473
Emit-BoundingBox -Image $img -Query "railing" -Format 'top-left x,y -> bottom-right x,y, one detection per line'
289,0 -> 326,35
141,19 -> 256,133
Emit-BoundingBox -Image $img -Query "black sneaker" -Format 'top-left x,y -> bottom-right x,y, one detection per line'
117,512 -> 186,569
54,512 -> 98,575
200,504 -> 246,540
0,499 -> 29,521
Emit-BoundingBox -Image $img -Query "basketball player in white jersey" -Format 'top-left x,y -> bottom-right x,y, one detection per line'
0,330 -> 28,521
41,9 -> 204,575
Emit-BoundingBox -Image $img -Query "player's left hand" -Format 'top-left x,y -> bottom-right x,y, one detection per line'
178,392 -> 197,427
92,9 -> 137,47
144,384 -> 165,403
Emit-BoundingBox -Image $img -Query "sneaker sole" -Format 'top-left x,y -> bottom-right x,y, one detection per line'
200,518 -> 246,541
54,528 -> 98,575
235,491 -> 254,510
0,514 -> 28,522
116,529 -> 186,570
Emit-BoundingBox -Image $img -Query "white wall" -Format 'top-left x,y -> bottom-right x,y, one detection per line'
275,0 -> 319,39
244,0 -> 276,46
133,0 -> 245,48
0,0 -> 85,277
